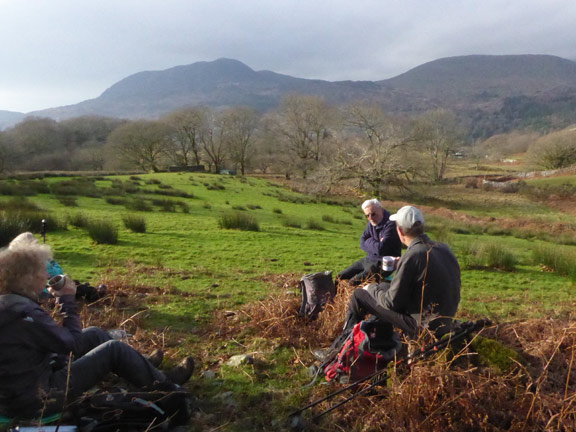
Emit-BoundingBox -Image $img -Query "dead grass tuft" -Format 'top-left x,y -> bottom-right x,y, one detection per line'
74,275 -> 189,362
75,268 -> 576,431
215,275 -> 576,431
214,273 -> 359,350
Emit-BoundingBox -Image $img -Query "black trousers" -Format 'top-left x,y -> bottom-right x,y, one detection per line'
338,257 -> 385,286
344,287 -> 418,337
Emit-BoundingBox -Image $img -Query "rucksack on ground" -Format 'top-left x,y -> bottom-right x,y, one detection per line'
298,271 -> 336,319
324,319 -> 402,384
67,389 -> 193,432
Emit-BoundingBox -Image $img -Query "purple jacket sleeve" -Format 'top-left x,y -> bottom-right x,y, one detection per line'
361,220 -> 401,258
360,224 -> 378,254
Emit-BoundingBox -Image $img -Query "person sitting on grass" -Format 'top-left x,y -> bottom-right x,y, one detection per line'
343,205 -> 461,339
337,199 -> 402,286
0,240 -> 194,420
8,232 -> 107,303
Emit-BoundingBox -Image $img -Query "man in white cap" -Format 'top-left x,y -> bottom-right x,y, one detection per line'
337,199 -> 401,286
342,205 -> 461,338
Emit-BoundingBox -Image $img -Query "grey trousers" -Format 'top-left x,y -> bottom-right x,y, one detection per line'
49,327 -> 166,402
344,287 -> 418,337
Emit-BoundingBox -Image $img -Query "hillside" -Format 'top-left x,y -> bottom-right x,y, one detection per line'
385,54 -> 576,99
0,110 -> 26,130
2,55 -> 576,138
29,58 -> 383,119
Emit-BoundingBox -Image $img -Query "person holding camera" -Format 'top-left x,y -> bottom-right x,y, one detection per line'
337,199 -> 402,285
0,240 -> 194,419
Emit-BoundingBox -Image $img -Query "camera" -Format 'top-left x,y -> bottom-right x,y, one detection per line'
48,274 -> 68,291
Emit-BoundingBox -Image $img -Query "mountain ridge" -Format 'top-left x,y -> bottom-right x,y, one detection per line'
3,54 -> 576,137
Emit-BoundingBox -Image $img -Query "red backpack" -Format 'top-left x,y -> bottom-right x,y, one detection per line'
324,319 -> 401,383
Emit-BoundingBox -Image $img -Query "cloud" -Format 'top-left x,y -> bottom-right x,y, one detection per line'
1,0 -> 575,112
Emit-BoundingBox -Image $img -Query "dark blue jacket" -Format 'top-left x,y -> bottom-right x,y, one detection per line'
0,293 -> 82,417
360,209 -> 402,261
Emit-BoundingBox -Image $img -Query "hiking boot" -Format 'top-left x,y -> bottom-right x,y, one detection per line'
146,349 -> 164,368
96,284 -> 107,298
164,357 -> 195,385
76,283 -> 106,303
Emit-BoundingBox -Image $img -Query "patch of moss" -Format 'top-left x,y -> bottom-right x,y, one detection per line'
470,336 -> 522,374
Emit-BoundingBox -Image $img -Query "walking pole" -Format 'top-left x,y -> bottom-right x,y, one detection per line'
290,319 -> 490,423
41,219 -> 47,244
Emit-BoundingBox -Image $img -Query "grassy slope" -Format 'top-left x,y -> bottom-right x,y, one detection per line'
2,170 -> 576,430
3,170 -> 575,327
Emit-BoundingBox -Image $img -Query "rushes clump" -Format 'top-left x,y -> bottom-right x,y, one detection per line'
69,212 -> 90,229
122,214 -> 147,233
87,220 -> 119,244
306,219 -> 325,231
460,241 -> 517,271
533,245 -> 576,279
0,213 -> 28,247
56,196 -> 78,207
281,217 -> 301,229
219,212 -> 259,231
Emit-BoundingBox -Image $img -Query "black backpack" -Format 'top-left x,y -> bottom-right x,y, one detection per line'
68,389 -> 193,431
298,271 -> 336,319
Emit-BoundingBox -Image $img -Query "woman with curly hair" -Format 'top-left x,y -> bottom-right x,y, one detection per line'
0,241 -> 193,419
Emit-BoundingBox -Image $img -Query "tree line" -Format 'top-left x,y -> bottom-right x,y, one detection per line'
1,93 -> 574,196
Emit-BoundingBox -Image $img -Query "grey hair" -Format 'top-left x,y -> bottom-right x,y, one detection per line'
8,232 -> 39,249
0,242 -> 53,299
361,199 -> 382,211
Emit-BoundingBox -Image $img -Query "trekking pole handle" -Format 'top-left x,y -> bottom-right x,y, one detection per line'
41,219 -> 47,244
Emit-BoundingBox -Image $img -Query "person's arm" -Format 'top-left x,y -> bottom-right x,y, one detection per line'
360,224 -> 380,255
376,220 -> 401,257
29,277 -> 83,355
382,254 -> 418,312
25,297 -> 82,356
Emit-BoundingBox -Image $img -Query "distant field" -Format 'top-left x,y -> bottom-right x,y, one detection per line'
526,174 -> 576,186
1,171 -> 575,327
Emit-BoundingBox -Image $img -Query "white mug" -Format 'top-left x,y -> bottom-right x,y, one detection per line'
382,256 -> 396,272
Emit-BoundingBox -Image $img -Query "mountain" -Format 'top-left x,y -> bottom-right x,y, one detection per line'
29,58 -> 386,120
0,110 -> 26,130
384,55 -> 576,98
3,55 -> 576,138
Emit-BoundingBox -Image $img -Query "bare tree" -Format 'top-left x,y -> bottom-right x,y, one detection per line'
3,117 -> 69,169
108,120 -> 172,172
271,94 -> 336,177
527,128 -> 576,169
163,107 -> 208,167
200,110 -> 226,173
220,107 -> 259,175
412,109 -> 464,182
71,141 -> 106,170
335,101 -> 413,197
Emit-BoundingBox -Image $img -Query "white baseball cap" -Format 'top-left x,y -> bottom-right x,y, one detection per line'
389,206 -> 424,229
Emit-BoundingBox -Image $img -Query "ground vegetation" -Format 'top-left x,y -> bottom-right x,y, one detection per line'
1,169 -> 576,430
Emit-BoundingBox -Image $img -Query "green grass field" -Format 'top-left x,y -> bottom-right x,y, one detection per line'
2,172 -> 574,326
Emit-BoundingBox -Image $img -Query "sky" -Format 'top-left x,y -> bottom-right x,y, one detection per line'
1,0 -> 576,113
